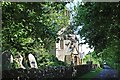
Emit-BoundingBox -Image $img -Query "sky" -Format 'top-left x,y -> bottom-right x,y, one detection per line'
73,0 -> 82,6
66,0 -> 82,9
65,0 -> 83,23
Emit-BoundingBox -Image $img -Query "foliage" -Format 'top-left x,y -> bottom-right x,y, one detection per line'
2,2 -> 69,69
74,2 -> 120,71
2,2 -> 69,53
99,39 -> 120,71
83,52 -> 100,65
9,50 -> 68,69
36,52 -> 67,68
74,2 -> 120,52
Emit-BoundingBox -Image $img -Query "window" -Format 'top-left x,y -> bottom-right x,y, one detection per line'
56,38 -> 60,43
60,39 -> 64,49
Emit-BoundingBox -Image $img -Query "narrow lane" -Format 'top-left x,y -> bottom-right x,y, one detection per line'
96,65 -> 119,79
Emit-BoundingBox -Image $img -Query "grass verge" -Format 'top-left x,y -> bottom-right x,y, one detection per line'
79,67 -> 102,79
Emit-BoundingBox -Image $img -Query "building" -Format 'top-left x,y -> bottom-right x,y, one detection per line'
56,31 -> 81,65
55,4 -> 82,65
55,4 -> 94,65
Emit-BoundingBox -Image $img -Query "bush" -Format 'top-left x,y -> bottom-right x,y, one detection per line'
36,52 -> 67,68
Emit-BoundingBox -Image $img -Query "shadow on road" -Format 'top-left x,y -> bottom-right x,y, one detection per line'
96,65 -> 119,79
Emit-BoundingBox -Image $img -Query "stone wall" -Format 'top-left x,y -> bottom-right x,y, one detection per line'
2,65 -> 92,79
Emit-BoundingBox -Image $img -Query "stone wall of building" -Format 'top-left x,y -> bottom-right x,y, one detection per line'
56,34 -> 81,65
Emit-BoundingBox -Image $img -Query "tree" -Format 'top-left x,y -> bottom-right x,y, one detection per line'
2,2 -> 69,68
74,2 -> 120,71
2,2 -> 69,53
74,2 -> 120,51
